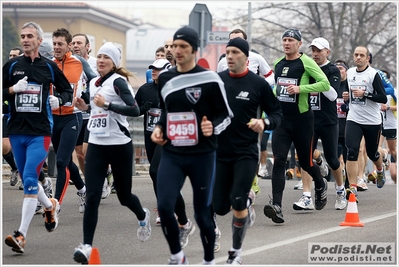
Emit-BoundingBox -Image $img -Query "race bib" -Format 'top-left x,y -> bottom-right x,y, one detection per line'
310,92 -> 321,110
15,84 -> 43,113
167,112 -> 198,146
276,77 -> 297,103
87,110 -> 110,137
350,85 -> 366,105
146,108 -> 162,132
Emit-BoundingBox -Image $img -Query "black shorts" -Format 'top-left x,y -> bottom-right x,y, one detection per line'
382,128 -> 397,140
76,119 -> 89,146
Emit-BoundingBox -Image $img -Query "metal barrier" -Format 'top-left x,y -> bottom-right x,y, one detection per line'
128,116 -> 145,174
47,116 -> 146,177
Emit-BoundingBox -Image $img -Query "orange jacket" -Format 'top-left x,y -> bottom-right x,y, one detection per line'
52,51 -> 83,115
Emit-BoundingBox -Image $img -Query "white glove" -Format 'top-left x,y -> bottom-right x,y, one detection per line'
49,95 -> 60,109
13,76 -> 28,93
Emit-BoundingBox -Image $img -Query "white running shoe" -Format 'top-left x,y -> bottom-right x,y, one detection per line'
356,177 -> 368,191
382,149 -> 390,171
214,226 -> 221,253
179,219 -> 196,248
293,195 -> 315,210
77,192 -> 86,214
101,178 -> 111,199
73,243 -> 92,264
257,164 -> 267,177
137,207 -> 151,242
248,189 -> 256,227
43,177 -> 53,198
294,180 -> 303,190
226,251 -> 242,265
335,189 -> 348,210
316,156 -> 329,177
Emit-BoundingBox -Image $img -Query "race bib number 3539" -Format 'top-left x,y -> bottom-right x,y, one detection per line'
167,112 -> 198,146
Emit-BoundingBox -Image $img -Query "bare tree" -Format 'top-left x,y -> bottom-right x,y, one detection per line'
213,2 -> 397,85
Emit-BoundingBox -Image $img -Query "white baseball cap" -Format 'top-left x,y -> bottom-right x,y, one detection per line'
149,59 -> 171,70
310,37 -> 330,50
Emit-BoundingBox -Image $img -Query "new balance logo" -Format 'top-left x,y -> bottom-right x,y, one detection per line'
236,91 -> 250,100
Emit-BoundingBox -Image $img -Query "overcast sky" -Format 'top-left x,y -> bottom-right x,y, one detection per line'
87,1 -> 250,21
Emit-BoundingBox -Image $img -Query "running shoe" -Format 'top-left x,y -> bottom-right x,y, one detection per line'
314,178 -> 328,210
77,192 -> 86,214
251,175 -> 261,196
263,201 -> 284,224
16,178 -> 24,190
153,208 -> 161,226
10,170 -> 19,186
43,177 -> 53,198
111,181 -> 116,194
346,186 -> 358,203
35,201 -> 44,215
101,178 -> 111,199
168,255 -> 188,265
316,156 -> 329,177
293,180 -> 303,190
179,219 -> 196,248
356,177 -> 368,191
335,189 -> 347,210
257,164 -> 267,177
214,226 -> 221,253
248,189 -> 256,227
367,171 -> 377,184
382,149 -> 390,171
5,230 -> 26,253
226,251 -> 242,265
73,243 -> 92,264
286,168 -> 294,179
376,171 -> 386,188
137,207 -> 151,242
44,198 -> 60,232
293,195 -> 315,210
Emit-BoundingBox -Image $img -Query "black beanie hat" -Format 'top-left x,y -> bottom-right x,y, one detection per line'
173,26 -> 199,51
226,37 -> 249,57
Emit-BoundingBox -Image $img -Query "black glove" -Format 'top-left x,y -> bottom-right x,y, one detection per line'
340,103 -> 349,112
141,101 -> 152,112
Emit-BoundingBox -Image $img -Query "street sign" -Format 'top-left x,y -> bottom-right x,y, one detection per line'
189,4 -> 212,38
189,3 -> 212,57
206,31 -> 230,44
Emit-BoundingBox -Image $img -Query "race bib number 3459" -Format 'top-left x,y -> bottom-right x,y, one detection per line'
167,112 -> 198,146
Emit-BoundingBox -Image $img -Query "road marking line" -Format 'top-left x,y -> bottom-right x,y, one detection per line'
209,211 -> 397,264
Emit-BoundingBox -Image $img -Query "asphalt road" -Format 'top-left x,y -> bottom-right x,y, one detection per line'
2,169 -> 397,266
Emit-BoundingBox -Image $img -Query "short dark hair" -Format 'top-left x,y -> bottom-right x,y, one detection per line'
155,46 -> 165,54
229,29 -> 247,40
11,46 -> 23,55
72,33 -> 90,45
52,28 -> 72,44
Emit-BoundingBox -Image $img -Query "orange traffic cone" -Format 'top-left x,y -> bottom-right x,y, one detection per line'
340,193 -> 364,227
88,247 -> 101,264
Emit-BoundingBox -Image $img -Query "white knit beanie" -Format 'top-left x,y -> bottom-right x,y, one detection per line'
97,42 -> 121,67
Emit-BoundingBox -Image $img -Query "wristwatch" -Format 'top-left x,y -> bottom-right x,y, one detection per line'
364,91 -> 369,98
103,101 -> 110,110
264,118 -> 270,129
